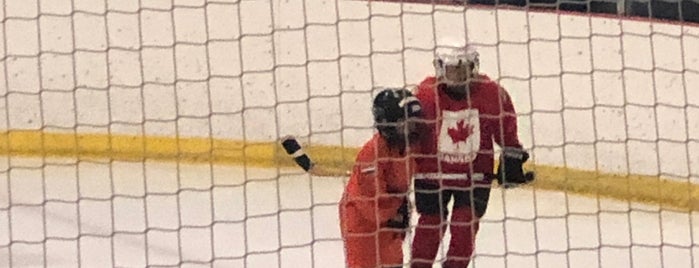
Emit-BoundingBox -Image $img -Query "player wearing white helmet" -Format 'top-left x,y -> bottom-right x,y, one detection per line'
433,39 -> 480,99
410,39 -> 534,268
434,41 -> 479,85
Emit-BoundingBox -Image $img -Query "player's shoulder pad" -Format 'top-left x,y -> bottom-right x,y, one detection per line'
355,134 -> 381,161
477,75 -> 508,99
415,76 -> 437,96
476,74 -> 497,87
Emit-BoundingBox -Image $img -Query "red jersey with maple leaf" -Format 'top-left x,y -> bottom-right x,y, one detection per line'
414,75 -> 522,187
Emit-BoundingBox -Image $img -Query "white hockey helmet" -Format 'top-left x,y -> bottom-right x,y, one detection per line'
434,38 -> 479,85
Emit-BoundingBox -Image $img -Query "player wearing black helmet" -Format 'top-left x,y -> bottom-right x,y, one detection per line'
282,88 -> 422,268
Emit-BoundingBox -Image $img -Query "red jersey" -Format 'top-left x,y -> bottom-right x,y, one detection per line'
339,133 -> 414,232
414,75 -> 521,187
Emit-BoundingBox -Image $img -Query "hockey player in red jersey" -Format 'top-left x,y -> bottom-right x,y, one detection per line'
283,88 -> 423,268
409,40 -> 535,268
339,88 -> 422,268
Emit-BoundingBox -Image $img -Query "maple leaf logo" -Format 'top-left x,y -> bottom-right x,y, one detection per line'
447,120 -> 474,146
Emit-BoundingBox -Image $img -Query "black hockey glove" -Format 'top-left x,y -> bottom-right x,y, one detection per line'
496,147 -> 535,188
385,198 -> 409,235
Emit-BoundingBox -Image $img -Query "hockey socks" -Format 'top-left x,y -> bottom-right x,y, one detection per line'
444,206 -> 480,268
410,214 -> 445,268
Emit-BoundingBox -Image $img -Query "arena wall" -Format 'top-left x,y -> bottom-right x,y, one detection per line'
0,0 -> 697,208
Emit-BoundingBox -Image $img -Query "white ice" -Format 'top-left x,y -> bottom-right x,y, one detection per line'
0,159 -> 698,268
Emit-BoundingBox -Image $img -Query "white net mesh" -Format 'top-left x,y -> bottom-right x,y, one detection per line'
0,0 -> 698,267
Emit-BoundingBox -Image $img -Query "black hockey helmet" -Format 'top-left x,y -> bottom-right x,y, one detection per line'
372,88 -> 422,145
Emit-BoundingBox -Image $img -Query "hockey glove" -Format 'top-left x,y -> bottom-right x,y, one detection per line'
385,198 -> 410,237
496,147 -> 535,188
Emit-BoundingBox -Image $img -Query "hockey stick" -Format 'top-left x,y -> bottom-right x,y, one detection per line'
280,136 -> 343,177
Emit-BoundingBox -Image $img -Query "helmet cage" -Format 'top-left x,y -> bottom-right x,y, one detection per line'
434,46 -> 480,85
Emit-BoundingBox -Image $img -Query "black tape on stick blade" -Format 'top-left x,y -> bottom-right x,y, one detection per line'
281,137 -> 314,172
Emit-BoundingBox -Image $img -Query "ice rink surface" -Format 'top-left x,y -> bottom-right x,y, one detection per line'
1,159 -> 697,267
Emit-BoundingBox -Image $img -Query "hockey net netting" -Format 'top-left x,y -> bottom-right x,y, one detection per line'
0,0 -> 698,267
